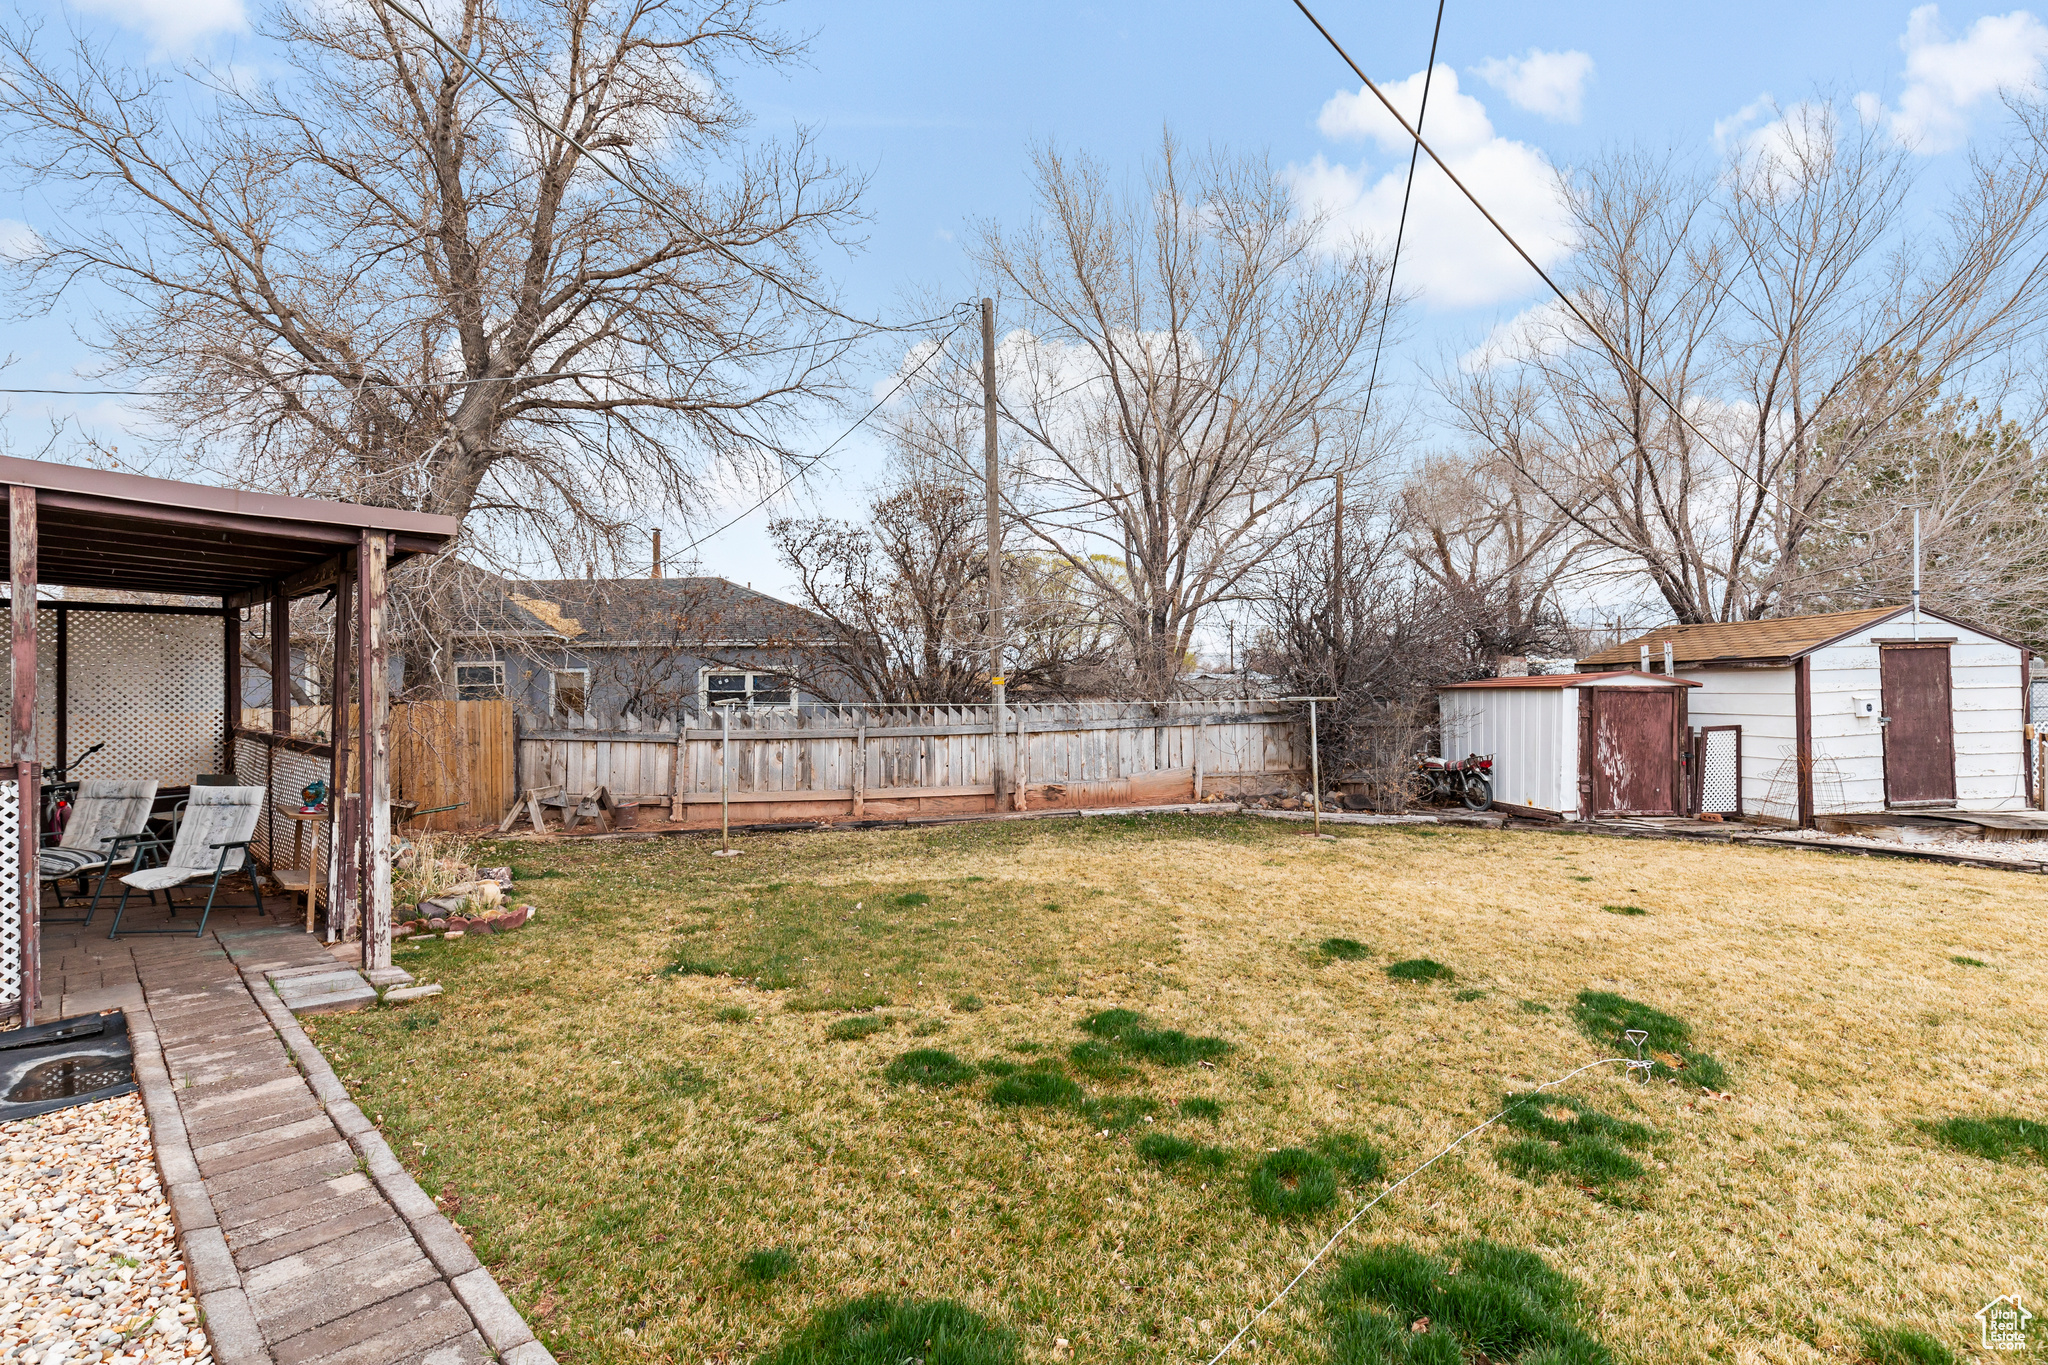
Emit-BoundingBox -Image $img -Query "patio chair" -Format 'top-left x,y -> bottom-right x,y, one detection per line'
40,779 -> 161,927
107,785 -> 267,939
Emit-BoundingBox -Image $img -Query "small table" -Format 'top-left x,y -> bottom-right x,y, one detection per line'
276,808 -> 329,933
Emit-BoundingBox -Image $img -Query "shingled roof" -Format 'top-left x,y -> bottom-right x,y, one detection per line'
1577,606 -> 1910,669
506,576 -> 836,645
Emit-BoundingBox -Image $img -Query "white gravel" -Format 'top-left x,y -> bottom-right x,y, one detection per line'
0,1093 -> 208,1365
1750,828 -> 2048,866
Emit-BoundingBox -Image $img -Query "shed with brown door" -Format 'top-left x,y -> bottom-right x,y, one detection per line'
1578,606 -> 2032,826
1436,672 -> 1700,821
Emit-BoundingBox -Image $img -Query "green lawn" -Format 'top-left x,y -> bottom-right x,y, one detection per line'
306,815 -> 2044,1365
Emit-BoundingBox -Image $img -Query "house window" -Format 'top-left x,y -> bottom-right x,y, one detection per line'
455,662 -> 505,701
701,670 -> 797,711
550,668 -> 589,717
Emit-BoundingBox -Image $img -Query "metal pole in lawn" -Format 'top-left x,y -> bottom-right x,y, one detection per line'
1309,699 -> 1323,836
713,702 -> 740,858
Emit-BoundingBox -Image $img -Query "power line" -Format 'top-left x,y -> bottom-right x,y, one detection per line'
1359,0 -> 1447,423
1288,0 -> 1755,484
0,311 -> 966,401
665,307 -> 976,562
375,0 -> 880,330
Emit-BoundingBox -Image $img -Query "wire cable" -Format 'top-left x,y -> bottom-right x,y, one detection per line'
664,308 -> 976,563
1288,0 -> 1755,484
1201,1055 -> 1636,1365
1359,0 -> 1447,424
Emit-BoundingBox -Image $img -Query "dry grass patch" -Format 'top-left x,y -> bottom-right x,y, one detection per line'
321,815 -> 2044,1365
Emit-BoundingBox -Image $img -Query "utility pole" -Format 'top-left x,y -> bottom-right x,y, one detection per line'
983,297 -> 1007,803
652,528 -> 663,580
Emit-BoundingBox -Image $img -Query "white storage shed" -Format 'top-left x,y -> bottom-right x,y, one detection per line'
1437,671 -> 1700,820
1579,606 -> 2033,825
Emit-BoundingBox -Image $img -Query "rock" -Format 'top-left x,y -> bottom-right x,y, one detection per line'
419,895 -> 465,918
476,866 -> 514,889
392,923 -> 414,939
443,929 -> 465,939
427,917 -> 447,931
466,917 -> 496,935
494,905 -> 531,932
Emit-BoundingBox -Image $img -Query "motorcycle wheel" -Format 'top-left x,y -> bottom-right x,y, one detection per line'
1460,773 -> 1493,810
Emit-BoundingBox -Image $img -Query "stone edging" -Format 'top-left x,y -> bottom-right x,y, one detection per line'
237,968 -> 557,1365
128,1007 -> 271,1365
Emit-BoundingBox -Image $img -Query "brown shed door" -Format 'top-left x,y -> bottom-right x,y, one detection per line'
1588,688 -> 1681,816
1881,644 -> 1956,806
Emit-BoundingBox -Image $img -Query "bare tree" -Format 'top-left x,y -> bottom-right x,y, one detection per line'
0,0 -> 865,673
1451,104 -> 2048,623
769,465 -> 1116,704
895,134 -> 1398,695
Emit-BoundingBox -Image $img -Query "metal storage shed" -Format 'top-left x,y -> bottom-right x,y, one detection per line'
1437,672 -> 1699,821
1579,606 -> 2033,825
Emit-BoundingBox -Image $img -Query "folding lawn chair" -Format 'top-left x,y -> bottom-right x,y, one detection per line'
107,785 -> 267,939
41,779 -> 160,926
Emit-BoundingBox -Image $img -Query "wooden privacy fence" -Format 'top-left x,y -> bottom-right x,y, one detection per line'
516,700 -> 1308,826
389,699 -> 516,832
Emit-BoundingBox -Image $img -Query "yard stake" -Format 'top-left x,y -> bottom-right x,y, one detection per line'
1201,1055 -> 1639,1365
713,703 -> 740,857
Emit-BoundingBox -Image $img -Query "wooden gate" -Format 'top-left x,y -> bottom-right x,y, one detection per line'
390,699 -> 515,832
1583,688 -> 1683,817
1880,644 -> 1956,806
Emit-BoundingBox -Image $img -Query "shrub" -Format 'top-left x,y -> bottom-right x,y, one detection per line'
1321,1240 -> 1612,1365
824,1015 -> 893,1042
882,1049 -> 977,1088
1248,1149 -> 1339,1219
758,1295 -> 1016,1365
1320,937 -> 1372,961
1385,959 -> 1453,983
739,1248 -> 797,1284
988,1071 -> 1083,1108
1922,1116 -> 2048,1165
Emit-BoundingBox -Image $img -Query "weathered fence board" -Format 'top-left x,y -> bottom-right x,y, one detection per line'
512,701 -> 1305,826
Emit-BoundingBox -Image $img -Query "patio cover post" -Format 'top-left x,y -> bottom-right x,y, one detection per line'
222,607 -> 239,775
270,587 -> 290,737
356,529 -> 392,973
9,486 -> 37,1025
328,565 -> 352,943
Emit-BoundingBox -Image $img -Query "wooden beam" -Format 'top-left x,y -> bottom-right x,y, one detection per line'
223,552 -> 350,611
9,486 -> 37,1026
270,587 -> 291,739
1794,656 -> 1815,829
52,606 -> 66,774
328,569 -> 350,942
357,530 -> 392,974
222,608 -> 239,777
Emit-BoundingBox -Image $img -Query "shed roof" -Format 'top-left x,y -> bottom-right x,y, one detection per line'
1576,606 -> 1911,669
1437,670 -> 1700,690
0,454 -> 457,599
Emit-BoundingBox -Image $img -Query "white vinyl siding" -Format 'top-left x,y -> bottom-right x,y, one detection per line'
1440,685 -> 1579,816
1677,667 -> 1797,819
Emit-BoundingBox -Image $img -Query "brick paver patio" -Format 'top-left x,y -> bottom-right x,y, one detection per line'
38,900 -> 551,1365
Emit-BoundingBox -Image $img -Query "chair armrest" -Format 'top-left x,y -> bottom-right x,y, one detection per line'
208,839 -> 254,850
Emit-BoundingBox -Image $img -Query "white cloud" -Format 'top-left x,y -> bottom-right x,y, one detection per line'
1714,98 -> 1837,177
67,0 -> 245,49
1458,297 -> 1580,372
1471,49 -> 1596,123
0,220 -> 43,264
1863,5 -> 2048,153
1297,67 -> 1573,311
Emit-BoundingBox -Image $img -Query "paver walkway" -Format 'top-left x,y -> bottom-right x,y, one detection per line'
38,902 -> 551,1365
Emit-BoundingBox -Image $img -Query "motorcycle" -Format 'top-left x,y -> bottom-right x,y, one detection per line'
1410,753 -> 1493,811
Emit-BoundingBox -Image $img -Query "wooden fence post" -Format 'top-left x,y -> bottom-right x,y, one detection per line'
852,725 -> 866,818
1194,720 -> 1206,800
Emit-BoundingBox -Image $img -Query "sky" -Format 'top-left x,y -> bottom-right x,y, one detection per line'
3,0 -> 2047,609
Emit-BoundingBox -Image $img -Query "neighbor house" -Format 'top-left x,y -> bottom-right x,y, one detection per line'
1577,605 -> 2033,824
446,570 -> 850,725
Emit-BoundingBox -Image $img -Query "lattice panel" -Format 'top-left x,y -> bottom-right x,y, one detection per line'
1697,728 -> 1741,815
232,734 -> 331,887
67,612 -> 224,784
0,779 -> 19,1010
